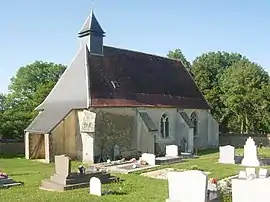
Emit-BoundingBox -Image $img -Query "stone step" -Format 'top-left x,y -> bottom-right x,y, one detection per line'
156,157 -> 182,165
49,172 -> 111,185
40,179 -> 89,192
40,173 -> 115,192
0,178 -> 14,185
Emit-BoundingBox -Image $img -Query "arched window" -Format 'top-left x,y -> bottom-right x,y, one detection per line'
160,113 -> 169,138
190,111 -> 198,136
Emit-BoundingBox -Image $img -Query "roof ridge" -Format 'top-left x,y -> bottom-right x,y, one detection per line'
103,45 -> 181,63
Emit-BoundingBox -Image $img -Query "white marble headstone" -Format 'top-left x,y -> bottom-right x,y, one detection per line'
90,177 -> 101,196
246,167 -> 256,179
238,171 -> 247,179
166,145 -> 178,157
141,153 -> 156,166
218,145 -> 235,164
241,137 -> 260,167
259,168 -> 268,178
166,170 -> 208,202
232,178 -> 270,202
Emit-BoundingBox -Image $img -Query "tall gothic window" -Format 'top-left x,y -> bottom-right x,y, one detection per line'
190,111 -> 198,136
160,113 -> 169,138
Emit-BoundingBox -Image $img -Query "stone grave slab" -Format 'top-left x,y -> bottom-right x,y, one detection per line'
0,177 -> 22,189
155,156 -> 182,165
241,137 -> 260,167
40,154 -> 116,192
218,145 -> 235,164
166,170 -> 208,202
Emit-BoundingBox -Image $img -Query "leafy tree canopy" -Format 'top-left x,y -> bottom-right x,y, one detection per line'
219,60 -> 270,133
167,49 -> 191,69
0,61 -> 66,139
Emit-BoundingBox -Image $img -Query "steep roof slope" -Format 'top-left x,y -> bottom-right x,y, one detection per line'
88,46 -> 210,109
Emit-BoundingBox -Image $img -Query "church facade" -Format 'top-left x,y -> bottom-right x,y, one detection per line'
24,11 -> 219,163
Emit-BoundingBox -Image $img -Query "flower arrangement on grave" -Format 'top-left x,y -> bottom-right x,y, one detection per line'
208,178 -> 218,191
0,171 -> 8,179
78,165 -> 86,174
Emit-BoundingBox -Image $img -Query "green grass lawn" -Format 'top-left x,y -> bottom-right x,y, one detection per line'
1,148 -> 270,202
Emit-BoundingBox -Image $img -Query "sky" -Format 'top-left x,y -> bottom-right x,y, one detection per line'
0,1 -> 270,93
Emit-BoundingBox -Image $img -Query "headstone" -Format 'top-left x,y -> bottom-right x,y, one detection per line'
114,144 -> 120,157
141,153 -> 156,166
218,145 -> 235,164
241,137 -> 260,167
232,178 -> 270,202
89,177 -> 101,196
55,155 -> 71,177
166,145 -> 178,157
259,168 -> 268,178
245,167 -> 256,176
238,171 -> 247,179
246,167 -> 256,179
166,170 -> 208,202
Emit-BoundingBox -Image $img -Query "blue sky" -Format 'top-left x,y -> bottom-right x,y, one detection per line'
0,1 -> 269,93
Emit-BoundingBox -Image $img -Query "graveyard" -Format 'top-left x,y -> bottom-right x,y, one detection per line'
2,145 -> 270,202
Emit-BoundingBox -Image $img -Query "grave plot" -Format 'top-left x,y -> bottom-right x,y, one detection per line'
0,171 -> 23,189
156,145 -> 198,165
166,170 -> 220,202
91,153 -> 159,174
40,155 -> 118,192
141,168 -> 211,180
218,137 -> 270,166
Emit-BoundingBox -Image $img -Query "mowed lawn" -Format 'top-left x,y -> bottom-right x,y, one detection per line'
1,148 -> 270,202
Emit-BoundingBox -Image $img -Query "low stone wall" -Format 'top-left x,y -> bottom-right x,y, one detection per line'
219,134 -> 270,147
0,140 -> 24,155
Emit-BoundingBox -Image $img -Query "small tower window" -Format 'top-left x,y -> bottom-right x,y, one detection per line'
111,81 -> 120,89
160,113 -> 169,138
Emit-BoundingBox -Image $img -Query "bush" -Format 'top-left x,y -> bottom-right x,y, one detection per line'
220,192 -> 232,202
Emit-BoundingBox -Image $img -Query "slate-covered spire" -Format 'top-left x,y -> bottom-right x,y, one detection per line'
78,10 -> 105,55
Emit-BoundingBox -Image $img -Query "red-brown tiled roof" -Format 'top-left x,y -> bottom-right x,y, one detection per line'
88,46 -> 210,109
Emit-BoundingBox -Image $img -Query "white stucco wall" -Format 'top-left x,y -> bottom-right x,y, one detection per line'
137,107 -> 219,151
74,107 -> 219,163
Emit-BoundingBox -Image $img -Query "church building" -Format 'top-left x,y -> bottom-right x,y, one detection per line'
24,11 -> 219,163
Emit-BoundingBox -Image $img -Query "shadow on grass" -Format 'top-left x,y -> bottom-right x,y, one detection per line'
197,148 -> 219,155
0,154 -> 24,159
103,190 -> 128,196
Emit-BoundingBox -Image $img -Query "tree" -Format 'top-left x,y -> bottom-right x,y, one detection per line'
219,60 -> 270,133
191,51 -> 246,131
0,94 -> 6,137
167,49 -> 191,69
0,61 -> 66,139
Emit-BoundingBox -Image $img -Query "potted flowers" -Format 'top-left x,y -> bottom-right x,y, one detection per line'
0,171 -> 8,179
208,178 -> 218,191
